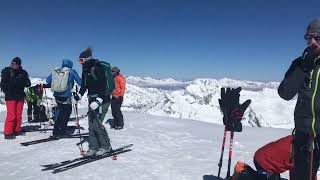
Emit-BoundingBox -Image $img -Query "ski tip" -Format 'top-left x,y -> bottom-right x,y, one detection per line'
41,168 -> 51,171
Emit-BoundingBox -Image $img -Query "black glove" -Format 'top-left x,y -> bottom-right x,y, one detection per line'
300,45 -> 320,71
73,92 -> 81,101
218,87 -> 251,132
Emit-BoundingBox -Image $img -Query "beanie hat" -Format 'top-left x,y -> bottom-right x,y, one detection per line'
112,66 -> 120,73
12,57 -> 22,65
79,48 -> 93,60
306,18 -> 320,34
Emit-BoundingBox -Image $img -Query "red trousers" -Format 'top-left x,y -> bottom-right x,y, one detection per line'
4,100 -> 24,135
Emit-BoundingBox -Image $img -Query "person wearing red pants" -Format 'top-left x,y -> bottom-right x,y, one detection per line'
232,135 -> 294,180
0,57 -> 31,139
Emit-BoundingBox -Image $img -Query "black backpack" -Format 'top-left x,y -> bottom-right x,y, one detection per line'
33,105 -> 48,122
90,60 -> 115,95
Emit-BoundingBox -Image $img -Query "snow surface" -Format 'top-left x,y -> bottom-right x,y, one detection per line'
0,109 -> 294,180
0,76 -> 301,179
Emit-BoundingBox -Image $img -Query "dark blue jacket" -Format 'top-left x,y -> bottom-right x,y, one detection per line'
0,66 -> 31,100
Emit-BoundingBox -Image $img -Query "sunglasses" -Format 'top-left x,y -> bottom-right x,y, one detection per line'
11,62 -> 19,66
304,34 -> 320,41
79,58 -> 85,64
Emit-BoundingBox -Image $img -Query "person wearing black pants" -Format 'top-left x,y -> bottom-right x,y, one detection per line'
46,59 -> 82,139
26,84 -> 44,122
111,67 -> 126,130
53,97 -> 72,137
111,96 -> 124,129
291,130 -> 320,180
278,18 -> 320,180
27,101 -> 39,122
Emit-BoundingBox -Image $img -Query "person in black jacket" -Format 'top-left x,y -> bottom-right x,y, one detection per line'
78,48 -> 112,156
0,57 -> 31,139
278,18 -> 320,180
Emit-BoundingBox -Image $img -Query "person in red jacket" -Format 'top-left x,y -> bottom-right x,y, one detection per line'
254,135 -> 293,179
232,135 -> 294,180
111,66 -> 126,130
0,57 -> 31,139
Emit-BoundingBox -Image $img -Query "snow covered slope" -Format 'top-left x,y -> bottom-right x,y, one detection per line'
0,109 -> 292,180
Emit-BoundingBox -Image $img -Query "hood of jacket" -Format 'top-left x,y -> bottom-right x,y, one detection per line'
62,59 -> 73,68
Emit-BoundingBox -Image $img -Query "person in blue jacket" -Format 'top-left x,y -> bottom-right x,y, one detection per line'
46,59 -> 81,139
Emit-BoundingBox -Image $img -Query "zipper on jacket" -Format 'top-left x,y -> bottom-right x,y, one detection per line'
311,68 -> 320,137
309,70 -> 314,88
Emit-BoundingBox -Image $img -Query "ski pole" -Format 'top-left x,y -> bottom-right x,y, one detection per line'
74,86 -> 85,156
76,136 -> 89,147
226,130 -> 234,178
218,126 -> 227,178
42,85 -> 50,133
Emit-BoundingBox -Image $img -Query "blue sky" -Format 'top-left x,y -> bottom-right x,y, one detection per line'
0,0 -> 319,81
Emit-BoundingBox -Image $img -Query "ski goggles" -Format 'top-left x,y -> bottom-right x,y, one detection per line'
79,58 -> 85,64
79,56 -> 92,64
304,34 -> 320,41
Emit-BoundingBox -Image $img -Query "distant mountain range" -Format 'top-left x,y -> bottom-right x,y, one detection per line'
0,76 -> 295,129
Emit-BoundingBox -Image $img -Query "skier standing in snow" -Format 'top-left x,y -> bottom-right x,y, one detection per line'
278,18 -> 320,180
46,59 -> 82,139
78,48 -> 113,156
26,84 -> 45,123
0,57 -> 31,139
111,66 -> 126,130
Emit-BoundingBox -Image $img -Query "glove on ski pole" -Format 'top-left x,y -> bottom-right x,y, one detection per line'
218,87 -> 251,132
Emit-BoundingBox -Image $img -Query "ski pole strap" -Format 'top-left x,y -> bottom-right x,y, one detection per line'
88,94 -> 99,98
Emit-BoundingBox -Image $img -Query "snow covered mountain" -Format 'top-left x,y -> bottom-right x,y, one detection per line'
123,76 -> 294,129
0,76 -> 295,129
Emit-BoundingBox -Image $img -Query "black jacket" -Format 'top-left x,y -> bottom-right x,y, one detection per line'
0,67 -> 31,100
278,57 -> 320,135
79,59 -> 109,102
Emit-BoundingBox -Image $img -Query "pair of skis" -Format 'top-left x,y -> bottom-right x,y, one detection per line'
41,144 -> 133,173
20,133 -> 89,146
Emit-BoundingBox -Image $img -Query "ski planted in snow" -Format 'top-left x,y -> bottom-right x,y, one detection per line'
20,133 -> 89,146
41,144 -> 133,171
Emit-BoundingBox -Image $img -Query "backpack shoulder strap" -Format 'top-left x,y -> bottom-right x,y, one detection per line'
90,66 -> 97,80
